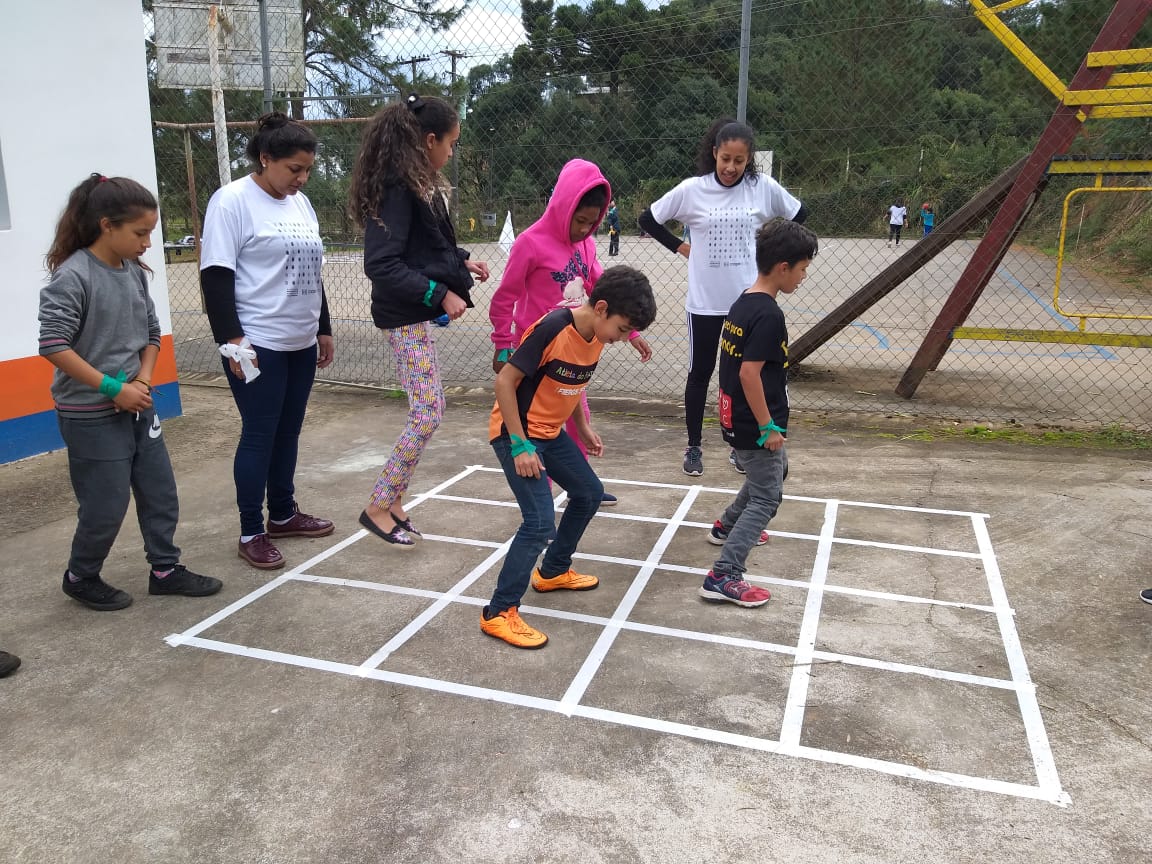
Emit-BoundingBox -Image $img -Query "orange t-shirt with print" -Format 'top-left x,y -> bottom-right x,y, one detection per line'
489,308 -> 603,441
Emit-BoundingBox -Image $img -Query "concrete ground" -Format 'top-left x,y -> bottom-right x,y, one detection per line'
1,383 -> 1150,864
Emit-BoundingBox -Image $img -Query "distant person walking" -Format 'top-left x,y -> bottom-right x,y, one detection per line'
347,94 -> 490,546
887,197 -> 908,247
920,202 -> 935,237
639,117 -> 807,478
606,197 -> 621,256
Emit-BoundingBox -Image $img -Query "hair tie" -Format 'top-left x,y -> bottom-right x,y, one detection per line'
406,93 -> 425,112
98,175 -> 108,183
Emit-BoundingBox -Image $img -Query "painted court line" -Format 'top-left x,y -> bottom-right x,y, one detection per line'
779,499 -> 839,748
972,515 -> 1069,806
559,486 -> 702,713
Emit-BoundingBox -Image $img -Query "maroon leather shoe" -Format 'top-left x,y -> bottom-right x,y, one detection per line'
266,506 -> 335,539
238,534 -> 285,569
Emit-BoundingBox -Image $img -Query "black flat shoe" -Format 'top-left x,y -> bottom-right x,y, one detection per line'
390,512 -> 423,539
359,510 -> 414,547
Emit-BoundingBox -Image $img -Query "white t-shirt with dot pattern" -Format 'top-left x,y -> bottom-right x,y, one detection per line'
650,173 -> 801,315
200,175 -> 324,351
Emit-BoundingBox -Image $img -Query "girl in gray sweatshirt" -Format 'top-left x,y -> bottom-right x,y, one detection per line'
38,174 -> 222,611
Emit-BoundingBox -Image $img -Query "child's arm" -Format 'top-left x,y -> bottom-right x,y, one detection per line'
45,350 -> 152,413
489,239 -> 533,371
738,360 -> 785,451
494,363 -> 545,478
569,402 -> 603,457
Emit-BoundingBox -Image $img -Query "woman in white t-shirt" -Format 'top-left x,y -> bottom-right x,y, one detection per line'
887,198 -> 908,247
200,113 -> 336,570
639,118 -> 807,477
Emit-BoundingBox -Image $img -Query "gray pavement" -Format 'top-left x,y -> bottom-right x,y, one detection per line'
1,383 -> 1151,863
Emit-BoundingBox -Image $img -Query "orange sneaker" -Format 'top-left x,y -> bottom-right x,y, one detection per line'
531,567 -> 599,592
480,606 -> 548,649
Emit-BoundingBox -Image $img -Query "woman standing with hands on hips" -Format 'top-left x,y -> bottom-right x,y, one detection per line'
200,113 -> 336,570
639,118 -> 807,478
347,94 -> 490,546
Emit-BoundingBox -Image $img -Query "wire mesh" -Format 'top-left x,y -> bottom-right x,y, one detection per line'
144,0 -> 1152,429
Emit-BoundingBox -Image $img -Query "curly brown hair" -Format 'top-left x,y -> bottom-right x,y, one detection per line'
347,94 -> 459,229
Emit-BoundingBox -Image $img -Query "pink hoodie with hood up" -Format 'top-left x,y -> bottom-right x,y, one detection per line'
489,159 -> 610,351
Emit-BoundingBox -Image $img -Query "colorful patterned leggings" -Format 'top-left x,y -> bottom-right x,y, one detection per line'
369,323 -> 444,508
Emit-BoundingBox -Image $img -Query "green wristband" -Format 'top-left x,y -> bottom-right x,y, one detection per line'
423,279 -> 437,307
509,434 -> 537,458
496,348 -> 512,363
98,373 -> 124,399
756,421 -> 786,447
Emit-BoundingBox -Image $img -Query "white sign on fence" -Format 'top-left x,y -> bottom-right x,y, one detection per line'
154,1 -> 305,91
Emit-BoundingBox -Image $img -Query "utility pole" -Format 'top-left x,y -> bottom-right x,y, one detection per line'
441,49 -> 468,217
398,54 -> 430,90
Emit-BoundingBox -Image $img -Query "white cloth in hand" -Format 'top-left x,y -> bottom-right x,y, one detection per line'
219,336 -> 261,383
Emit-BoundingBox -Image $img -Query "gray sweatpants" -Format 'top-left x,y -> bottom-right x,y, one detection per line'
57,408 -> 180,578
713,447 -> 788,579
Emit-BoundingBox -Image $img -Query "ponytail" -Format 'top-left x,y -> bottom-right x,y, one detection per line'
46,174 -> 158,273
347,93 -> 459,228
247,111 -> 317,171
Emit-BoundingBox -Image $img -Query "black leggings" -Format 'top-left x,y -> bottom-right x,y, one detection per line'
684,313 -> 727,447
888,223 -> 903,243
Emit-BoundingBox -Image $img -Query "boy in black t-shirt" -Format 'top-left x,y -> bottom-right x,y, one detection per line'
703,218 -> 819,607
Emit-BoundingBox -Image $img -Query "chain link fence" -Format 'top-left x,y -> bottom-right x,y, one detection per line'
146,1 -> 1152,429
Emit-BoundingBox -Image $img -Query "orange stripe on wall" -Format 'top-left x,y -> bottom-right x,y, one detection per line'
0,335 -> 178,422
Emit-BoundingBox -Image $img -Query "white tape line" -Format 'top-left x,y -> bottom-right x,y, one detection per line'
165,573 -> 292,645
358,537 -> 513,670
173,634 -> 1062,804
571,704 -> 1063,804
780,499 -> 839,748
972,515 -> 1069,804
559,486 -> 702,714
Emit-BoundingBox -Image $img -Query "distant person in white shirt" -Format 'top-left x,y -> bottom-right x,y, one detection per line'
887,198 -> 908,247
639,118 -> 807,478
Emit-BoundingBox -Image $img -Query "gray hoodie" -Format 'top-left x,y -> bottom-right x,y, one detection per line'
38,249 -> 161,418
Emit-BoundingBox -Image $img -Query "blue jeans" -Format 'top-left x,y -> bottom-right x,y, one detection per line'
713,447 -> 788,579
223,343 -> 317,536
489,431 -> 604,613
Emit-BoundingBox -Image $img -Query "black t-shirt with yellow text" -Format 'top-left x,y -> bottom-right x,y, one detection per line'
717,292 -> 789,449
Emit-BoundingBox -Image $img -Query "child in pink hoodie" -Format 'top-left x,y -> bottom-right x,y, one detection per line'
490,160 -> 651,504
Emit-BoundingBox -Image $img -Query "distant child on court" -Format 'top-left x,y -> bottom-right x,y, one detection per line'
606,197 -> 621,256
489,159 -> 651,505
483,267 -> 657,648
702,219 -> 818,608
38,174 -> 222,610
920,202 -> 935,237
887,197 -> 908,247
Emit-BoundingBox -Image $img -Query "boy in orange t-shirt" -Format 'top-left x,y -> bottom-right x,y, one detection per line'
483,266 -> 657,648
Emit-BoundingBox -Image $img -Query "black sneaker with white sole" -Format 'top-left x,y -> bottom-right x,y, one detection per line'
1141,588 -> 1152,605
149,564 -> 223,597
62,572 -> 133,611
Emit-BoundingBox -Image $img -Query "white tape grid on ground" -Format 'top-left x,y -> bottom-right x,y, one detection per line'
559,485 -> 703,714
286,572 -> 1015,690
971,514 -> 1070,807
167,468 -> 1066,805
779,500 -> 839,748
175,634 -> 1067,805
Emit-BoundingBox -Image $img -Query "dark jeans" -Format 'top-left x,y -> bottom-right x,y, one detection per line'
223,343 -> 317,536
713,447 -> 788,579
608,231 -> 619,256
685,313 -> 726,447
58,408 -> 181,578
489,431 -> 604,613
888,224 -> 903,243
